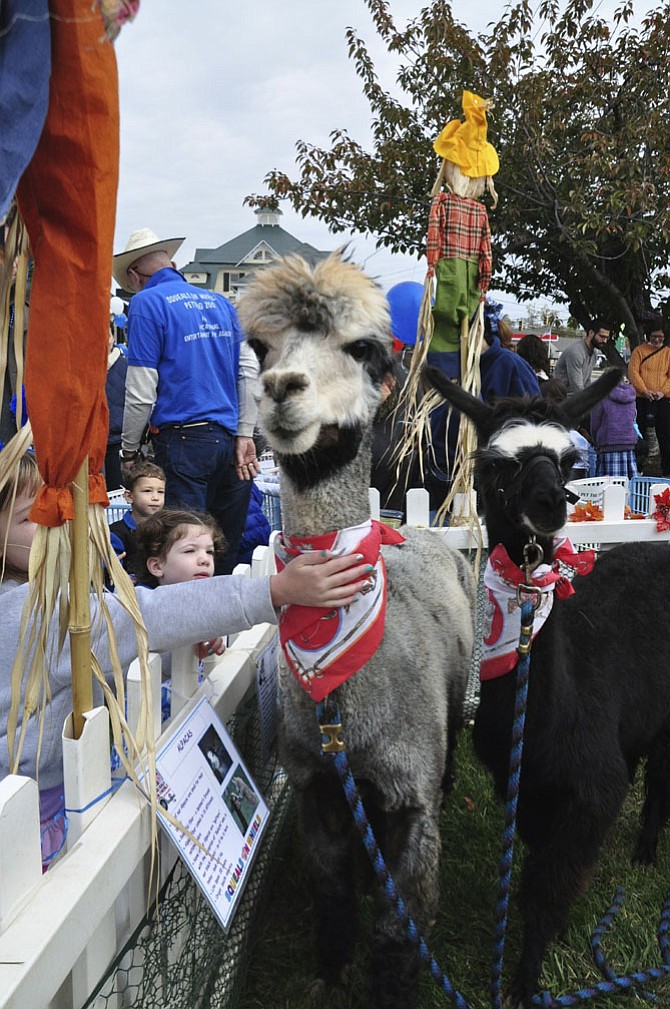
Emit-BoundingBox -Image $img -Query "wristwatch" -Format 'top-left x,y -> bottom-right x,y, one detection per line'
119,448 -> 140,461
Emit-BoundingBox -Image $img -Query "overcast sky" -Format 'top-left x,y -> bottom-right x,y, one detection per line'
112,0 -> 628,321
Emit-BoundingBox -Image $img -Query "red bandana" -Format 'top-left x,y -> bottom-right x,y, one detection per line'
274,519 -> 405,701
480,538 -> 595,682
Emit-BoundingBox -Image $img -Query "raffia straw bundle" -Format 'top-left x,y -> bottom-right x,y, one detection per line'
4,499 -> 162,886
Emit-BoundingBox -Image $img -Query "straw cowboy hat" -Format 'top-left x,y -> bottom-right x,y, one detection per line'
113,227 -> 185,286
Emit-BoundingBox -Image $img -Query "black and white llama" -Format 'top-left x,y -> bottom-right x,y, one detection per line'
238,253 -> 476,1008
425,364 -> 670,1008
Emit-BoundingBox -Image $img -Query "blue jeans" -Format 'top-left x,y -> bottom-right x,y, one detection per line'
152,423 -> 252,574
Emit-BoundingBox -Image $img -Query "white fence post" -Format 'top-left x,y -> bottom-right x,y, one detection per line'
602,482 -> 626,522
62,707 -> 113,847
405,487 -> 430,527
0,776 -> 42,933
62,706 -> 118,1009
170,645 -> 200,719
251,543 -> 275,578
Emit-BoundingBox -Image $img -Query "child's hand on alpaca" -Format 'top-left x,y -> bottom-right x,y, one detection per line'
195,637 -> 226,660
269,551 -> 372,609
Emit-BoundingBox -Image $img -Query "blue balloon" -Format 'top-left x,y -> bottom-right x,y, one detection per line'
386,281 -> 424,346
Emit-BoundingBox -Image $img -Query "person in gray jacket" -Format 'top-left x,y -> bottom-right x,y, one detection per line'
553,318 -> 612,394
0,452 -> 369,864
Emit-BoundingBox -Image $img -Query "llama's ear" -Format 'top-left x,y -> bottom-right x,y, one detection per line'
423,365 -> 492,431
561,368 -> 625,423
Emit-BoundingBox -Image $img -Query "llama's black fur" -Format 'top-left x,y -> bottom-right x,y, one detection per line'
425,365 -> 670,1008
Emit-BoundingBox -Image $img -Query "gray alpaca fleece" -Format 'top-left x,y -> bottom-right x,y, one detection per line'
238,251 -> 476,1006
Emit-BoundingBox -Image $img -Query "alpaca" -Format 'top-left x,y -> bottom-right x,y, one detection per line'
238,253 -> 476,1009
424,364 -> 670,1008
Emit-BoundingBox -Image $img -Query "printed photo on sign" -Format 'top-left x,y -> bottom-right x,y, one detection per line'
149,696 -> 270,931
156,769 -> 176,811
197,725 -> 233,784
223,767 -> 260,835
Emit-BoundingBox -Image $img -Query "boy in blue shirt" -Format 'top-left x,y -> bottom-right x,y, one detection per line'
109,460 -> 165,582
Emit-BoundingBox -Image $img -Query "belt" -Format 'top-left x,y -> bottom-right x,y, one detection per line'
149,420 -> 219,435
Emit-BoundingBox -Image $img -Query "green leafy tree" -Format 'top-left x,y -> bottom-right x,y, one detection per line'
251,0 -> 670,346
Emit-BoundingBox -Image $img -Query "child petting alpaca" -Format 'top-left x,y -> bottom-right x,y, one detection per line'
135,508 -> 227,660
0,456 -> 371,867
589,376 -> 639,479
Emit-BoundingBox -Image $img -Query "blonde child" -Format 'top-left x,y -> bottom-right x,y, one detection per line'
0,455 -> 370,865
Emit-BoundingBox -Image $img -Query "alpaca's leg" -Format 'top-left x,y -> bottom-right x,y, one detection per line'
299,774 -> 358,989
634,721 -> 670,865
442,685 -> 466,797
368,805 -> 442,1009
511,787 -> 626,1009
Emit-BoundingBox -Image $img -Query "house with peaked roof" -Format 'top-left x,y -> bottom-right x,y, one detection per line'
180,208 -> 331,300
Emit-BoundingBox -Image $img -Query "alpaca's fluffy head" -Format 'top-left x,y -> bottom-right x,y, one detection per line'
237,252 -> 393,457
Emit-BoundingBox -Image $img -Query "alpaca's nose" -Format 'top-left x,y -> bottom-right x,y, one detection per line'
263,369 -> 309,403
536,483 -> 567,514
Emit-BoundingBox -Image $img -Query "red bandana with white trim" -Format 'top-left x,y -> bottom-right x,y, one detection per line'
480,537 -> 595,681
274,519 -> 405,701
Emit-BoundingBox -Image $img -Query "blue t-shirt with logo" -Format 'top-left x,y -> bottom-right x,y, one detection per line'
127,268 -> 243,431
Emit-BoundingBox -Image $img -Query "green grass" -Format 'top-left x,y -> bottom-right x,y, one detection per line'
239,727 -> 670,1009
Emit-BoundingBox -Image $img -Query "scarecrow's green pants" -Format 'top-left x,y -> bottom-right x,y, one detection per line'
431,255 -> 482,353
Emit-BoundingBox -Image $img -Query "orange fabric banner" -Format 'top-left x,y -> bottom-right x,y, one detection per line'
17,0 -> 119,526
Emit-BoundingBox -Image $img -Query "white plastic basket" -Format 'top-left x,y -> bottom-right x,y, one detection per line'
565,476 -> 629,510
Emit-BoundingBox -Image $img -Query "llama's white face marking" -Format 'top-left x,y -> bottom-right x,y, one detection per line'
488,421 -> 574,462
238,253 -> 392,457
483,421 -> 576,537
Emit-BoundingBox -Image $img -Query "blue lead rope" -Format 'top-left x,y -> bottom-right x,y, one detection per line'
316,586 -> 670,1009
316,698 -> 474,1009
491,597 -> 534,1009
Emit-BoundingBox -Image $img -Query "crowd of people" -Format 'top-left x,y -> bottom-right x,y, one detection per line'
3,219 -> 669,869
103,227 -> 670,541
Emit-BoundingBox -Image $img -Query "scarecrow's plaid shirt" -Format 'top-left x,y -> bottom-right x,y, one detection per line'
426,192 -> 492,293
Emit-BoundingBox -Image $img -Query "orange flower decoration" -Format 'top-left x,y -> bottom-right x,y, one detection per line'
568,502 -> 604,522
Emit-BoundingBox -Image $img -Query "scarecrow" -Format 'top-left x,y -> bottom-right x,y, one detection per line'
399,90 -> 499,529
427,89 -> 499,383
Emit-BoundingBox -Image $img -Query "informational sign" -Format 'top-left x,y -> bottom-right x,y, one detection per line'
152,696 -> 269,931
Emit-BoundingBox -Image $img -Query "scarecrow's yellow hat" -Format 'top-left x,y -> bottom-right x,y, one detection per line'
433,90 -> 499,178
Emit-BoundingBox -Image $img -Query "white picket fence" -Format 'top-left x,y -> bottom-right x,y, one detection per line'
1,483 -> 669,1009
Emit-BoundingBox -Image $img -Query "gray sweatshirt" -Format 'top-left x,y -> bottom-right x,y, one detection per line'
0,575 -> 277,789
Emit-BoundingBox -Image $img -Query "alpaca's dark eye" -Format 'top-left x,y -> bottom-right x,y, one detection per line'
247,338 -> 268,366
561,449 -> 579,477
345,339 -> 374,362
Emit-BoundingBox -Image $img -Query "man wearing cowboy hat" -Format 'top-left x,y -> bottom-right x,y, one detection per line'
113,227 -> 260,574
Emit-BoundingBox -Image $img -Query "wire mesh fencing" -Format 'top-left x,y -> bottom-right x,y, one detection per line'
81,694 -> 295,1009
82,550 -> 486,1009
